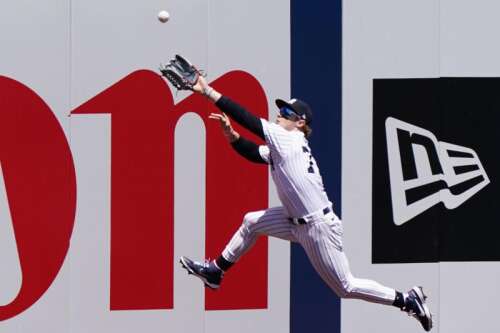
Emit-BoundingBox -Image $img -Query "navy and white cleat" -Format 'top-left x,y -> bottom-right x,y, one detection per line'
179,256 -> 223,290
404,286 -> 433,331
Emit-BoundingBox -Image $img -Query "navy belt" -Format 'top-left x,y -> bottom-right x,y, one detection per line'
289,207 -> 332,225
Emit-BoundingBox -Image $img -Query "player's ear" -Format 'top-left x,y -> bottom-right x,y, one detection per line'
296,119 -> 306,128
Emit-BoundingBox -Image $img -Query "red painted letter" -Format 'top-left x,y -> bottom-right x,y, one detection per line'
0,76 -> 76,321
72,70 -> 269,310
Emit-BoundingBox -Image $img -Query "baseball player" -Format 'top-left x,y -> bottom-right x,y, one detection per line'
179,75 -> 433,331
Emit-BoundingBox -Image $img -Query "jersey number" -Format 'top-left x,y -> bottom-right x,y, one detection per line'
303,146 -> 315,174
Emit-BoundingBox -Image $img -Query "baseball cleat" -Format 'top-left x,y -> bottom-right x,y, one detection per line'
179,256 -> 223,290
403,286 -> 433,331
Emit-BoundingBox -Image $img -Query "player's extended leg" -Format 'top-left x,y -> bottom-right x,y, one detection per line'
180,206 -> 296,289
296,214 -> 433,331
297,215 -> 395,304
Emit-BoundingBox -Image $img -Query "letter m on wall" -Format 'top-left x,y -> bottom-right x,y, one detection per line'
72,70 -> 269,311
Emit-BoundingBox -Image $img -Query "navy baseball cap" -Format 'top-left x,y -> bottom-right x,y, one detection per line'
275,98 -> 313,125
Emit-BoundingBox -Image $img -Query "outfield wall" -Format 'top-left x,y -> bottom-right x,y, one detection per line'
0,1 -> 499,333
343,1 -> 500,333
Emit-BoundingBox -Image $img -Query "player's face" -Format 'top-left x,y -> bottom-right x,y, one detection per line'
276,114 -> 297,130
277,107 -> 304,131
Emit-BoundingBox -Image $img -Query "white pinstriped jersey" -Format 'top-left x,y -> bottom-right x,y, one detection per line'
258,119 -> 332,218
221,117 -> 399,311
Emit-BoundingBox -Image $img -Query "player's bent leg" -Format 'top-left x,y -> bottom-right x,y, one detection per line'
219,211 -> 261,263
181,206 -> 296,290
221,206 -> 297,263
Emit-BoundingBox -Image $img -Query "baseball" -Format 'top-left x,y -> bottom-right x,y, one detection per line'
158,10 -> 170,23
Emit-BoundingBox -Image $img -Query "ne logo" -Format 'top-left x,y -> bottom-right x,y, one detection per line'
385,117 -> 490,225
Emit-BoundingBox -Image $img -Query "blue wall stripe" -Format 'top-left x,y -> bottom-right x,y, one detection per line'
290,1 -> 342,333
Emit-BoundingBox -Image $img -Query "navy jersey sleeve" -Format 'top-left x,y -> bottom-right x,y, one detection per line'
215,96 -> 264,140
231,136 -> 269,164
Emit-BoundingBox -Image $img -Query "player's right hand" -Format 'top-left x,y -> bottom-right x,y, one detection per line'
208,113 -> 240,142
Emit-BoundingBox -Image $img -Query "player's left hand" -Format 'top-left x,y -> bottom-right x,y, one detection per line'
192,75 -> 208,94
209,112 -> 240,142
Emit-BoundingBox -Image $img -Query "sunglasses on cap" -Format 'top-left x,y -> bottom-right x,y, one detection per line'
279,106 -> 305,122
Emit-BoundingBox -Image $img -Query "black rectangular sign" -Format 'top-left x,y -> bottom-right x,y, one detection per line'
372,78 -> 500,263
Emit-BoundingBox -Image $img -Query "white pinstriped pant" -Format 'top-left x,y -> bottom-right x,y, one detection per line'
222,206 -> 396,305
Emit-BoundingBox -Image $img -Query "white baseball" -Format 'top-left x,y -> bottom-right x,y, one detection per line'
158,10 -> 170,23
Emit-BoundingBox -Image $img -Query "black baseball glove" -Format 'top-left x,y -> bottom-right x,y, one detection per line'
159,54 -> 204,90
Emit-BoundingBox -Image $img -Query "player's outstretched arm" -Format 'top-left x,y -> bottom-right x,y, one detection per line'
209,113 -> 268,165
192,75 -> 222,102
193,76 -> 265,140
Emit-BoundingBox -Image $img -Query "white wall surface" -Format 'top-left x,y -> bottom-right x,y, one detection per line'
343,1 -> 500,333
438,2 -> 500,332
4,0 -> 499,332
0,0 -> 290,332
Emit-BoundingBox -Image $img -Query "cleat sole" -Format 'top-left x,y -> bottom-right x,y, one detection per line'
410,286 -> 433,331
179,256 -> 221,290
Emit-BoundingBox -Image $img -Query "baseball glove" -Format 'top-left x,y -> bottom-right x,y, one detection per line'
159,54 -> 203,90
